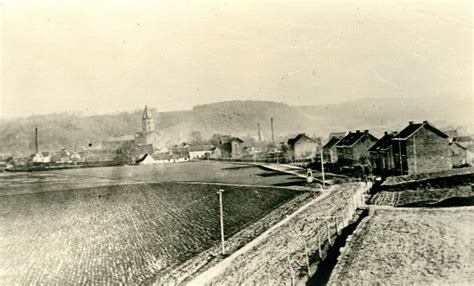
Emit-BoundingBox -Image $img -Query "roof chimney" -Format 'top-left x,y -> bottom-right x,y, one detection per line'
384,131 -> 388,135
364,130 -> 369,133
356,130 -> 360,133
423,120 -> 428,124
409,121 -> 414,125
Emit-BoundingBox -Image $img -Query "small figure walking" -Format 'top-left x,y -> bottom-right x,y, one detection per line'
306,168 -> 314,183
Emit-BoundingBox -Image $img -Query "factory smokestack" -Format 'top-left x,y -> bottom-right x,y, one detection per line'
270,118 -> 274,144
35,127 -> 38,153
257,123 -> 262,142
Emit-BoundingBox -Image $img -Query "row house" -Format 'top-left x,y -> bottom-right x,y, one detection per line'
287,133 -> 318,161
370,121 -> 451,176
336,130 -> 378,169
209,134 -> 244,159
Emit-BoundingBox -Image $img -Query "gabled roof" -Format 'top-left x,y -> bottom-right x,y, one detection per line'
142,105 -> 153,120
397,122 -> 449,140
288,134 -> 315,146
336,131 -> 376,147
220,136 -> 243,144
323,136 -> 342,149
369,133 -> 395,152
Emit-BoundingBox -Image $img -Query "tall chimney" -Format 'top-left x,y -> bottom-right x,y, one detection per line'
270,118 -> 275,144
257,123 -> 262,142
35,127 -> 39,153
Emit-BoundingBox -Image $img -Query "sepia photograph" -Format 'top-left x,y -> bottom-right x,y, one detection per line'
0,0 -> 472,285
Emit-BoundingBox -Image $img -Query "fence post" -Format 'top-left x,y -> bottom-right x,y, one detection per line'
317,233 -> 322,259
326,220 -> 332,245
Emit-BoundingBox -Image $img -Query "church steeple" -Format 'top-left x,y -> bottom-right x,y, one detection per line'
141,105 -> 154,133
142,105 -> 153,120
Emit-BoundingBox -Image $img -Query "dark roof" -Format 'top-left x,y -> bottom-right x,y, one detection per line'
230,137 -> 244,143
288,134 -> 315,146
323,136 -> 342,149
220,136 -> 243,144
336,131 -> 376,147
369,133 -> 394,152
397,122 -> 449,140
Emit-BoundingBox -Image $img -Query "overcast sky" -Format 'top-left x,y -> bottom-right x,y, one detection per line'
0,0 -> 472,118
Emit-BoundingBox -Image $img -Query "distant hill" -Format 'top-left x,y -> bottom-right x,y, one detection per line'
0,97 -> 471,156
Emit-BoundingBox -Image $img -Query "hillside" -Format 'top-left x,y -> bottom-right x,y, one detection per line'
0,97 -> 471,156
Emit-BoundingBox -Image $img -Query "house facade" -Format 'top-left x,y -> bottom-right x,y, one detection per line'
392,121 -> 451,175
287,134 -> 318,161
369,132 -> 396,176
336,130 -> 378,169
210,135 -> 244,159
323,136 -> 343,164
188,144 -> 214,159
449,142 -> 471,167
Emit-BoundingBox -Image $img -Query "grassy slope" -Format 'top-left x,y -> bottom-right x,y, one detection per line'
329,207 -> 474,284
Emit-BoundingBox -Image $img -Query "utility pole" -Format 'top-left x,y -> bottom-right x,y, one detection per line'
320,149 -> 325,184
218,189 -> 225,255
320,148 -> 326,187
270,118 -> 275,144
413,135 -> 417,174
398,138 -> 403,175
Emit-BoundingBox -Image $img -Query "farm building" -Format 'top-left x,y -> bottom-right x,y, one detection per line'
287,133 -> 318,161
392,121 -> 451,175
449,142 -> 472,167
30,151 -> 51,163
336,130 -> 378,169
369,132 -> 397,176
188,144 -> 214,159
171,145 -> 190,160
209,146 -> 223,159
210,134 -> 244,159
322,136 -> 343,164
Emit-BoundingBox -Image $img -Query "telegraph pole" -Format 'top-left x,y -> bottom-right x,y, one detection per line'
320,148 -> 326,187
413,135 -> 417,174
218,189 -> 225,255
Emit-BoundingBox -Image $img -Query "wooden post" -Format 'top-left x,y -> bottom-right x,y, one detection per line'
302,235 -> 310,276
320,148 -> 326,187
317,233 -> 322,259
285,239 -> 294,286
218,189 -> 225,255
335,216 -> 339,235
326,220 -> 332,245
266,262 -> 271,286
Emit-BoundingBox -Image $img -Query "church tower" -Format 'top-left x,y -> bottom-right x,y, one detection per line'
139,105 -> 158,147
141,105 -> 154,133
